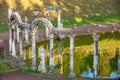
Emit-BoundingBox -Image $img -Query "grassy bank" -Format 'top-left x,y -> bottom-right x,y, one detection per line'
1,13 -> 120,32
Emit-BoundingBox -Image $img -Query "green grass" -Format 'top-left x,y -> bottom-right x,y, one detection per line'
23,68 -> 40,73
0,55 -> 10,60
62,13 -> 120,27
0,22 -> 9,32
0,13 -> 120,32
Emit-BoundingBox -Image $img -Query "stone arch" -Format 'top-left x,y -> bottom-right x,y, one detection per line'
31,18 -> 53,31
9,12 -> 22,25
8,9 -> 26,66
8,9 -> 23,58
30,18 -> 54,70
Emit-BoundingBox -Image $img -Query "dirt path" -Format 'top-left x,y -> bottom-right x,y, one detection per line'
0,72 -> 91,80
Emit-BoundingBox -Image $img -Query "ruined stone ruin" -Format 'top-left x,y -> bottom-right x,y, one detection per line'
8,6 -> 75,77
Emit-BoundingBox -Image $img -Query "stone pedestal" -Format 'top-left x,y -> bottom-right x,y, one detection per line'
38,48 -> 46,73
69,35 -> 75,77
92,34 -> 100,78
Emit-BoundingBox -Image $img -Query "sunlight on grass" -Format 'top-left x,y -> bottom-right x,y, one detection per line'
5,0 -> 16,8
50,0 -> 58,5
20,0 -> 33,10
95,13 -> 101,16
75,5 -> 81,14
75,17 -> 82,23
30,0 -> 43,7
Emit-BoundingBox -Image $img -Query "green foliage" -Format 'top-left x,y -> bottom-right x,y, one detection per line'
23,68 -> 40,73
43,72 -> 57,77
0,63 -> 6,71
62,13 -> 120,27
0,23 -> 9,32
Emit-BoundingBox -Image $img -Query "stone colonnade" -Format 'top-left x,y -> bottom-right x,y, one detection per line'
8,7 -> 120,78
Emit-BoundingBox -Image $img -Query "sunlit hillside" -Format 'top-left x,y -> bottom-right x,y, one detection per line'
0,0 -> 120,32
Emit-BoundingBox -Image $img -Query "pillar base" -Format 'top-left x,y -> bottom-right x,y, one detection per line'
38,66 -> 46,73
49,69 -> 54,73
32,66 -> 36,70
69,72 -> 76,77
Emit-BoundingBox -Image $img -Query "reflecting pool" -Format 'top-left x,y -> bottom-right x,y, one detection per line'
23,32 -> 120,78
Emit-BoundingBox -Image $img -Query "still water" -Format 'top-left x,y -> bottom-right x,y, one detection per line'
24,32 -> 120,78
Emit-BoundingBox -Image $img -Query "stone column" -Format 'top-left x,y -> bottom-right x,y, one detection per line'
92,34 -> 100,78
58,11 -> 61,29
16,24 -> 20,42
118,55 -> 120,78
11,28 -> 16,58
46,13 -> 49,38
49,34 -> 54,73
8,8 -> 13,55
32,28 -> 36,70
69,35 -> 75,77
38,48 -> 46,73
25,17 -> 28,41
19,30 -> 24,67
9,29 -> 12,55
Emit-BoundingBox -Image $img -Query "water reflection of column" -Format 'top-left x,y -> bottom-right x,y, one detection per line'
19,30 -> 24,67
49,34 -> 54,73
58,40 -> 61,64
32,29 -> 36,70
58,40 -> 63,74
118,55 -> 120,78
92,34 -> 100,78
69,35 -> 75,77
26,47 -> 29,68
